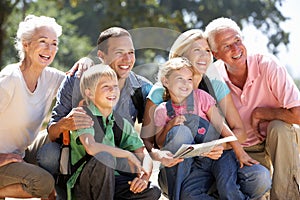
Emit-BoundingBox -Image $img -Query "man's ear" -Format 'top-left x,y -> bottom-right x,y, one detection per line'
97,50 -> 105,62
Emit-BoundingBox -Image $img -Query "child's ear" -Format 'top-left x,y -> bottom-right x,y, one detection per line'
85,89 -> 93,98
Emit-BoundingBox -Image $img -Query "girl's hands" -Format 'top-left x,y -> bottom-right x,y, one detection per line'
158,150 -> 184,167
234,147 -> 259,168
168,115 -> 186,127
201,145 -> 224,160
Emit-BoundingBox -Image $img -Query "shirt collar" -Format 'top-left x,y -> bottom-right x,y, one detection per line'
127,71 -> 142,89
215,53 -> 260,87
87,102 -> 114,123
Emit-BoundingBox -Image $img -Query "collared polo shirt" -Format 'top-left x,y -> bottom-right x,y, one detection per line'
71,102 -> 144,166
212,53 -> 300,147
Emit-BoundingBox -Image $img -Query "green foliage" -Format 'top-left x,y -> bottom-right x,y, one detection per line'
159,0 -> 288,54
295,79 -> 300,90
0,0 -> 292,73
1,0 -> 93,72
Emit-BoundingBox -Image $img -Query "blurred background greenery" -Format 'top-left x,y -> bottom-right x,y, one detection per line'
0,0 -> 299,88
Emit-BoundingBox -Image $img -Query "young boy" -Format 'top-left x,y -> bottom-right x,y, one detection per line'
67,64 -> 161,200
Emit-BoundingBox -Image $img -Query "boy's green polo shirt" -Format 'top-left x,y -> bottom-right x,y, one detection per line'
67,102 -> 144,199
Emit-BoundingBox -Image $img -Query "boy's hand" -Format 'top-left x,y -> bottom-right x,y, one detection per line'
128,177 -> 149,193
126,152 -> 145,174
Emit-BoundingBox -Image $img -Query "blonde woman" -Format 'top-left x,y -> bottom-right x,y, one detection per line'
141,29 -> 271,199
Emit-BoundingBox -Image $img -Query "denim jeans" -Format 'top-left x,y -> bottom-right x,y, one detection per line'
159,123 -> 270,200
162,125 -> 194,200
238,164 -> 271,199
180,150 -> 247,200
37,141 -> 66,200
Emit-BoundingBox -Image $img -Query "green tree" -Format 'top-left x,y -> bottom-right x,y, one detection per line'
0,0 -> 93,71
0,0 -> 291,72
65,0 -> 289,54
160,0 -> 289,54
295,79 -> 300,90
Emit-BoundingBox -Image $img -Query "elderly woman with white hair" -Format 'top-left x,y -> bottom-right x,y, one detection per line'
0,15 -> 65,199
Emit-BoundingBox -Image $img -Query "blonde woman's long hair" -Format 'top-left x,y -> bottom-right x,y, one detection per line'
169,29 -> 206,59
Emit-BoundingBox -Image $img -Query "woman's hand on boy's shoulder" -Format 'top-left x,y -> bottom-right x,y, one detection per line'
0,153 -> 22,167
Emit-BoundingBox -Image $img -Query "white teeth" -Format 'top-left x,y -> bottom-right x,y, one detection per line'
197,61 -> 206,65
232,53 -> 242,59
119,65 -> 129,69
40,54 -> 50,59
107,96 -> 116,100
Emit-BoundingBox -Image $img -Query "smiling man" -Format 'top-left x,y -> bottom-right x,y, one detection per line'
205,17 -> 300,200
39,27 -> 153,200
96,27 -> 153,125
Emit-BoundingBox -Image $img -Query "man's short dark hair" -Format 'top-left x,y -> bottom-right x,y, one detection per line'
97,27 -> 131,53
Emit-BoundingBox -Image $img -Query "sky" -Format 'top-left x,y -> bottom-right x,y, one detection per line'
242,0 -> 300,79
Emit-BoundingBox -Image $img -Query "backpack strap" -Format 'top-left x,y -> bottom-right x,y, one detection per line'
199,75 -> 227,124
70,107 -> 124,174
83,106 -> 105,143
198,75 -> 218,101
111,111 -> 124,147
131,87 -> 144,124
82,106 -> 123,147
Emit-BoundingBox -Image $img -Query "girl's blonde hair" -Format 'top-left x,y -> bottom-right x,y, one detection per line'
157,57 -> 194,101
15,15 -> 62,61
169,29 -> 206,59
80,64 -> 117,104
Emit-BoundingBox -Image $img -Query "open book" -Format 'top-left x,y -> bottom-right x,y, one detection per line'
173,135 -> 237,158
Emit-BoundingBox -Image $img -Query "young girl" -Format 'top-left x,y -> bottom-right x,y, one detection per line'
154,57 -> 247,200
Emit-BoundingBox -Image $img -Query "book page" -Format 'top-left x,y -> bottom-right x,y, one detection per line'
173,135 -> 237,158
